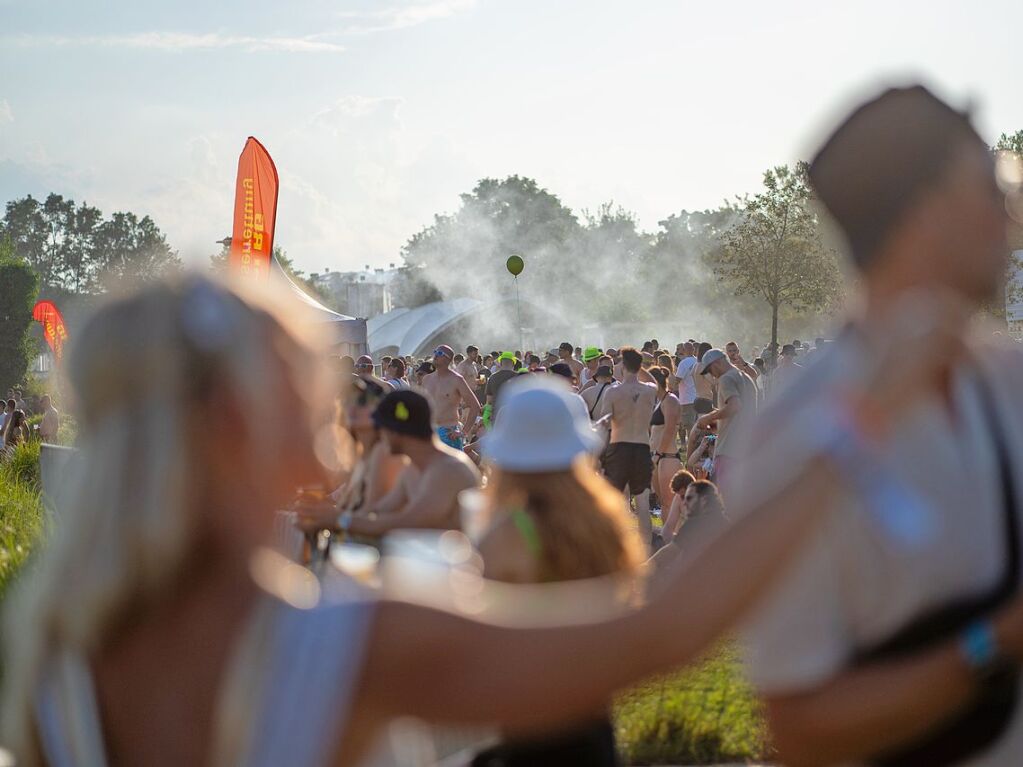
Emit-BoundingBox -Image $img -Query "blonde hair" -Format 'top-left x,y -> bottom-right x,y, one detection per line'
0,274 -> 327,761
486,459 -> 645,583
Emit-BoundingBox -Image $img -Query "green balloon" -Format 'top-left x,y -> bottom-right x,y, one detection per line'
506,254 -> 524,276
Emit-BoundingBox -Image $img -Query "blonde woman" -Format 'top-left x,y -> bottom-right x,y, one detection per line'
3,274 -> 993,767
473,376 -> 643,765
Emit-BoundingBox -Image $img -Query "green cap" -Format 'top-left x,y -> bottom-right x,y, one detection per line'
497,351 -> 517,363
582,346 -> 602,363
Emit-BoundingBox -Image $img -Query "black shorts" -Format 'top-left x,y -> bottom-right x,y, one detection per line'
603,442 -> 653,494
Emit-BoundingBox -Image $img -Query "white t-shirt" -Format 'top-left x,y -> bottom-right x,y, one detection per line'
738,334 -> 1023,767
676,356 -> 698,405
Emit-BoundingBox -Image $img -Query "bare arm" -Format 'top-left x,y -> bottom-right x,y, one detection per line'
661,493 -> 684,540
457,374 -> 481,425
356,455 -> 847,732
763,619 -> 1019,767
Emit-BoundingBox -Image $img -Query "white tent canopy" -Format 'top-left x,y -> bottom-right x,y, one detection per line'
270,260 -> 367,350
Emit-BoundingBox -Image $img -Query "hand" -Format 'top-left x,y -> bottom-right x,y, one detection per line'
294,499 -> 340,533
694,414 -> 713,430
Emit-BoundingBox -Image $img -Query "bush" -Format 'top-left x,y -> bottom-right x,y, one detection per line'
614,643 -> 771,765
1,441 -> 41,491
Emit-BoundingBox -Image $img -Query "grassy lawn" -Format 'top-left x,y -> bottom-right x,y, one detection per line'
0,441 -> 45,600
615,643 -> 771,765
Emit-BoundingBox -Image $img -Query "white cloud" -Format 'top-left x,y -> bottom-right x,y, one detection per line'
0,99 -> 12,124
4,31 -> 344,54
333,0 -> 475,34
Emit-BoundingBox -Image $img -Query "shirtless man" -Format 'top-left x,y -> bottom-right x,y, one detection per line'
421,344 -> 480,450
342,390 -> 481,537
597,346 -> 658,549
456,345 -> 480,381
580,364 -> 616,419
558,341 -> 584,379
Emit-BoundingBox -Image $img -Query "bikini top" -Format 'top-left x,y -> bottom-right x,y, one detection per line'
650,397 -> 666,427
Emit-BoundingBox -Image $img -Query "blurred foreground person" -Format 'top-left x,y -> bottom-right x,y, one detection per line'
740,85 -> 1023,766
6,273 -> 1017,767
473,377 -> 645,765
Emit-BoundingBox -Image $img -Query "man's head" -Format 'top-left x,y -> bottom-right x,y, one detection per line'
5,399 -> 14,414
670,469 -> 696,497
558,342 -> 574,360
355,355 -> 374,377
620,346 -> 643,374
497,351 -> 517,370
432,344 -> 454,370
527,353 -> 541,370
682,341 -> 695,357
698,348 -> 730,378
683,479 -> 724,516
387,357 -> 406,380
810,84 -> 1007,303
373,390 -> 434,455
594,364 -> 614,383
582,346 -> 602,369
466,345 -> 479,361
780,344 -> 797,363
724,341 -> 742,363
549,362 -> 574,385
41,394 -> 51,410
414,361 -> 434,383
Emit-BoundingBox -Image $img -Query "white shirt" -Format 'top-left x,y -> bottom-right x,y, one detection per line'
675,356 -> 698,405
738,334 -> 1023,766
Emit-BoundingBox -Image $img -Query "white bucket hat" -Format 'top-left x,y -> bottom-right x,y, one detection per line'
482,376 -> 602,471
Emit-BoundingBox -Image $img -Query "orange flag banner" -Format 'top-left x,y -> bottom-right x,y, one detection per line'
229,136 -> 279,281
32,300 -> 69,362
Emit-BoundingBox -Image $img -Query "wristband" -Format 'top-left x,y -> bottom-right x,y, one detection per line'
960,619 -> 1003,680
338,510 -> 353,534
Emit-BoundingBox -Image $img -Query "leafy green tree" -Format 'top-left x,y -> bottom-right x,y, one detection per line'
401,176 -> 583,306
92,212 -> 181,289
709,163 -> 841,347
0,236 -> 40,394
996,130 -> 1023,157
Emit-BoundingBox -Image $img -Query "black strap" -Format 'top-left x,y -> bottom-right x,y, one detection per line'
589,383 -> 610,419
861,376 -> 1019,767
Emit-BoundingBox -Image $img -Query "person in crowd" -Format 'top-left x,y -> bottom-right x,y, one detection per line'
597,347 -> 657,548
581,365 -> 616,419
770,343 -> 803,394
38,395 -> 59,442
2,410 -> 27,456
687,428 -> 717,480
340,390 -> 480,538
8,272 -> 1019,767
526,353 -> 542,373
652,479 -> 729,574
548,362 -> 576,388
414,360 -> 434,386
296,378 -> 409,535
737,84 -> 1023,767
421,345 -> 480,450
558,342 -> 584,379
0,399 -> 15,444
579,347 -> 602,387
648,366 -> 683,515
485,352 -> 519,420
473,376 -> 645,765
383,358 -> 410,390
694,342 -> 716,410
725,341 -> 760,382
657,469 -> 697,547
355,355 -> 392,391
692,348 -> 756,492
674,342 -> 699,449
13,389 -> 27,413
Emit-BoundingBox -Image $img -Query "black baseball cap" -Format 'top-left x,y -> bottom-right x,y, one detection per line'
372,390 -> 433,439
549,362 -> 573,380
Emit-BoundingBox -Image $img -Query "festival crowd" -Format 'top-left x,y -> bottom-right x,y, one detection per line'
5,83 -> 1023,767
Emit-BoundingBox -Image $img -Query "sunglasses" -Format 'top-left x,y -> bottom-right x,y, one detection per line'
433,348 -> 451,358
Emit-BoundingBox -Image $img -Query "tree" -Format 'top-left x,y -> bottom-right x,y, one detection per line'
0,236 -> 40,394
400,176 -> 582,307
709,163 -> 841,347
92,212 -> 181,290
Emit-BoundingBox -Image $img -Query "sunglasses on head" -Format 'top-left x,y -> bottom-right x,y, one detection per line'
433,348 -> 449,358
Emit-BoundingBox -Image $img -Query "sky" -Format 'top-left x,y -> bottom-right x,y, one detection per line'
2,0 -> 1022,275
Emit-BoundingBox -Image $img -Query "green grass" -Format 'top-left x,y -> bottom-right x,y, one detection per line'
0,459 -> 44,599
614,643 -> 770,765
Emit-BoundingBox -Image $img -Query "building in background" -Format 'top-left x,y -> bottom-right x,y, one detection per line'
312,265 -> 399,320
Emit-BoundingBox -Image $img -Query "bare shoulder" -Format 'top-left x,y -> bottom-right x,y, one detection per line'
478,515 -> 537,583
